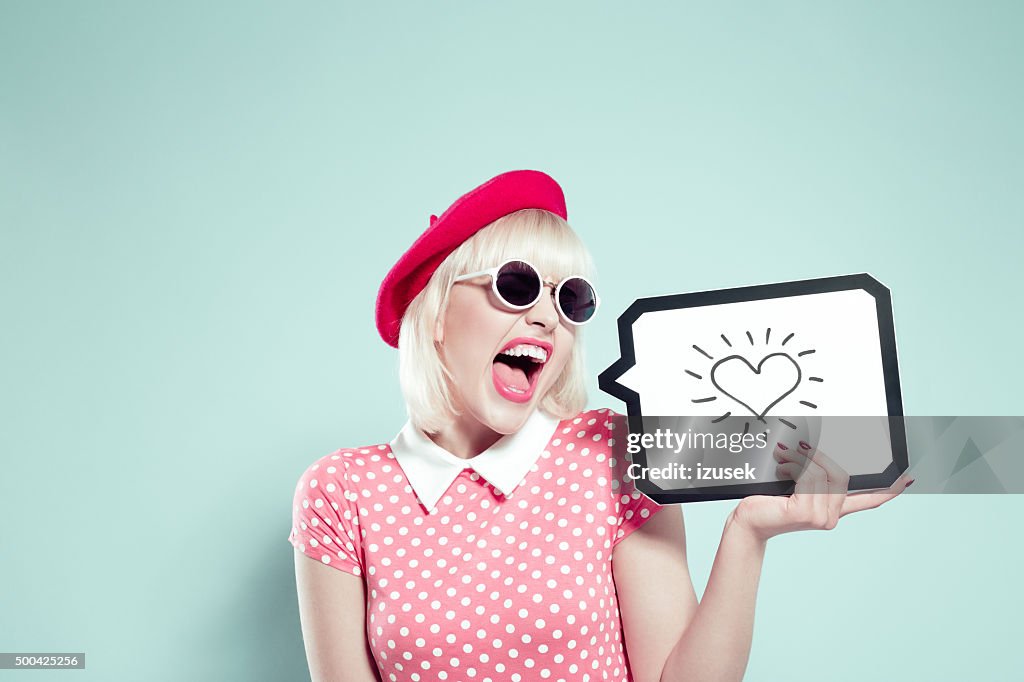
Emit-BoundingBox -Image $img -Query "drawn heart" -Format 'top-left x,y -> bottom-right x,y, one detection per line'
710,353 -> 802,419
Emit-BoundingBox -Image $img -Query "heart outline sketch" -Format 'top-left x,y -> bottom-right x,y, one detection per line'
710,352 -> 802,420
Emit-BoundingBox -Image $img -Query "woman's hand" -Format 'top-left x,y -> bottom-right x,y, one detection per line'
727,441 -> 914,543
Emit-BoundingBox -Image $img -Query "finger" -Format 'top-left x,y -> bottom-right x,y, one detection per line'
800,442 -> 849,529
840,475 -> 915,516
795,441 -> 831,527
892,472 -> 916,489
775,461 -> 804,481
787,450 -> 817,517
791,453 -> 828,527
791,452 -> 818,494
773,441 -> 802,463
811,457 -> 830,527
801,443 -> 851,484
840,490 -> 897,515
774,443 -> 813,505
773,443 -> 811,476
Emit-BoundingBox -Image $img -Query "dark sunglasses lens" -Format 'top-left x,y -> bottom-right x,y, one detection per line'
495,261 -> 541,307
558,278 -> 598,323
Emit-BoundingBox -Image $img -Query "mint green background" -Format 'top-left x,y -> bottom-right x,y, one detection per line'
2,2 -> 1022,680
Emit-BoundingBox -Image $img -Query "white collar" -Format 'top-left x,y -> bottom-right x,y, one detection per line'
390,410 -> 560,512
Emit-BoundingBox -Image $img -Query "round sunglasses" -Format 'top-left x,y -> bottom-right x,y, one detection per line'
453,259 -> 600,325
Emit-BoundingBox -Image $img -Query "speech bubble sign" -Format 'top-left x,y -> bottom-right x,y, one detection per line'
599,274 -> 908,503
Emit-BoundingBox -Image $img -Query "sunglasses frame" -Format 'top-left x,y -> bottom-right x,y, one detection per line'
453,259 -> 600,326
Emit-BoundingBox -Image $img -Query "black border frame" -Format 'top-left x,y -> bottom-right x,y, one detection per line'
598,274 -> 909,504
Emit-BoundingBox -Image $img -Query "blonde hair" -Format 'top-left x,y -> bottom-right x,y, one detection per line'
398,209 -> 596,434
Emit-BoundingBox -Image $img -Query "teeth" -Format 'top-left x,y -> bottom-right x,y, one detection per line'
500,344 -> 548,363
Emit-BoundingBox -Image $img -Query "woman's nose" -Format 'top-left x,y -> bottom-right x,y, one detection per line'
525,285 -> 559,330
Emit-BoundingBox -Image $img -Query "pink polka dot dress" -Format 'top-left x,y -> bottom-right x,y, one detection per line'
288,408 -> 663,682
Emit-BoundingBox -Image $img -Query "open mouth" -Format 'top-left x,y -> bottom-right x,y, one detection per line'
491,338 -> 551,403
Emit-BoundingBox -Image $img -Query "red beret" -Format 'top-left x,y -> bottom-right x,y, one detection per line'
375,170 -> 568,348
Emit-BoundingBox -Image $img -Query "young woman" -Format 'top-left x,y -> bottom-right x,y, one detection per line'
288,170 -> 911,682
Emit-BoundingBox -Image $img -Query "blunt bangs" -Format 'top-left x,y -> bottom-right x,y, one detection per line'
453,209 -> 595,284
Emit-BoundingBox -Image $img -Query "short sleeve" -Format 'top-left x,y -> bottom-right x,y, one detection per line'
288,452 -> 364,577
605,411 -> 665,548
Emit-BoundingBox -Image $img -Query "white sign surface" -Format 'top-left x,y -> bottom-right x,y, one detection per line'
599,274 -> 906,499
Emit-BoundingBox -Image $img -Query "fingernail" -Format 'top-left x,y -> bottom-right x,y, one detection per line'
776,442 -> 788,451
799,441 -> 811,450
906,479 -> 915,488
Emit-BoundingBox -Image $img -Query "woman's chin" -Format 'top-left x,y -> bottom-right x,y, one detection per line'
476,393 -> 540,435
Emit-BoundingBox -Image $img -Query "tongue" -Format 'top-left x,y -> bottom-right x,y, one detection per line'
493,360 -> 530,391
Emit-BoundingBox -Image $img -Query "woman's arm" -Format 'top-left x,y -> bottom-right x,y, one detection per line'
615,510 -> 766,682
612,506 -> 699,682
294,552 -> 381,682
615,443 -> 912,682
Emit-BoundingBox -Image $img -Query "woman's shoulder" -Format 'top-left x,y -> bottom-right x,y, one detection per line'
557,407 -> 626,438
291,441 -> 394,491
563,406 -> 622,422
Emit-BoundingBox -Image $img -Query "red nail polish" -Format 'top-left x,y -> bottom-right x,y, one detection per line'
777,442 -> 788,451
799,441 -> 812,450
906,480 -> 914,488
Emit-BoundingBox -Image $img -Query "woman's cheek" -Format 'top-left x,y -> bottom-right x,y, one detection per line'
547,350 -> 571,389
